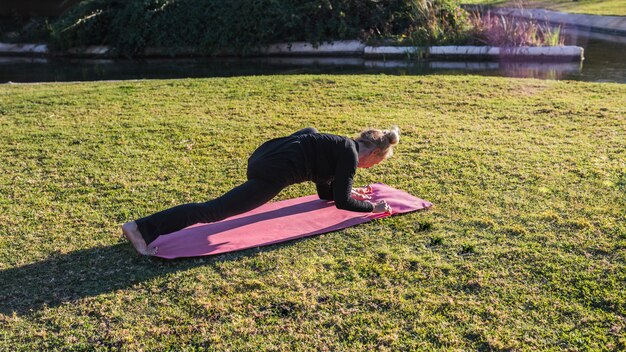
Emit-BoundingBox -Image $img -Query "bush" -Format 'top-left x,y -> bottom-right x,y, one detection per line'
467,11 -> 564,47
404,0 -> 473,46
49,0 -> 473,56
0,16 -> 51,43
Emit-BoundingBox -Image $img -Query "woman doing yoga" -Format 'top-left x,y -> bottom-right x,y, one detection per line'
123,126 -> 400,255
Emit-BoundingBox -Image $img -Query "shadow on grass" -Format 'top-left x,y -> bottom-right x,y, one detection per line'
0,241 -> 282,316
0,199 -> 332,316
0,216 -> 381,316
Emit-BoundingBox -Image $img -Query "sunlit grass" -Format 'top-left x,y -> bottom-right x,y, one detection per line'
462,0 -> 626,16
0,75 -> 625,350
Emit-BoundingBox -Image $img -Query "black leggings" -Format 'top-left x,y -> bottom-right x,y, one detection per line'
136,179 -> 284,245
135,127 -> 318,245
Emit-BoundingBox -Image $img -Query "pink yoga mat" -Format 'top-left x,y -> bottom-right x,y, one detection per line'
150,183 -> 432,259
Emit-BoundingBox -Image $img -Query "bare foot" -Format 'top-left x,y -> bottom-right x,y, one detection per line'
122,221 -> 157,256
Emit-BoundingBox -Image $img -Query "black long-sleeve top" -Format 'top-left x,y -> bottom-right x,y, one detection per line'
247,132 -> 374,212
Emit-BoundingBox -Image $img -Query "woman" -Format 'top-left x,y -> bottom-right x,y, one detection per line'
123,126 -> 400,255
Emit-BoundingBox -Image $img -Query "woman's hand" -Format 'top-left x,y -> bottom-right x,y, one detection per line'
353,185 -> 373,194
372,200 -> 392,213
351,185 -> 373,200
351,189 -> 371,200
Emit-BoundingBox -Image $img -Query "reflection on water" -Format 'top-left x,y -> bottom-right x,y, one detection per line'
0,29 -> 623,83
488,62 -> 583,80
0,56 -> 596,83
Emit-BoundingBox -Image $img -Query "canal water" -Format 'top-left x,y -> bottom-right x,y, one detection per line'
1,29 -> 624,84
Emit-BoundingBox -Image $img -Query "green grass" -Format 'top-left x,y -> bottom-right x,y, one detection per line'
1,75 -> 625,350
462,0 -> 626,16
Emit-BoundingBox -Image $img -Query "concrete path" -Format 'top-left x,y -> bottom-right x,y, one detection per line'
464,6 -> 626,35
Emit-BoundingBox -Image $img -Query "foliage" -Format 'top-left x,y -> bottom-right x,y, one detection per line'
2,0 -> 567,54
49,0 -> 474,55
0,16 -> 51,43
403,0 -> 474,46
1,75 -> 625,350
467,10 -> 564,47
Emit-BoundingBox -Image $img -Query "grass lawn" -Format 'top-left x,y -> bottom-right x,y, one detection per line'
0,75 -> 625,350
462,0 -> 626,16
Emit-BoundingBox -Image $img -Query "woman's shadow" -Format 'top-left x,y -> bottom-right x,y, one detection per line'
0,201 -> 324,316
0,201 -> 420,315
0,241 -> 285,316
0,199 -> 382,316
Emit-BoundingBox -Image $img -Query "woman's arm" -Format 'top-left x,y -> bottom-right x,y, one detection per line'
316,180 -> 334,200
332,146 -> 374,212
318,182 -> 372,201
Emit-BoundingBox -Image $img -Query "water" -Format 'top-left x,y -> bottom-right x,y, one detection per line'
1,30 -> 624,84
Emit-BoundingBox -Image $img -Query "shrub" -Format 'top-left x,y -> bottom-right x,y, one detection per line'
49,0 -> 474,55
0,16 -> 51,43
28,0 -> 563,55
467,10 -> 564,47
403,0 -> 473,46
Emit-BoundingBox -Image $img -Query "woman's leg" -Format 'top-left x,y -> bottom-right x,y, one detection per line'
134,179 -> 284,245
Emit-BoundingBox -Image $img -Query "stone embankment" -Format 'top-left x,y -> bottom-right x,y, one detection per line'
262,41 -> 584,61
0,40 -> 584,61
